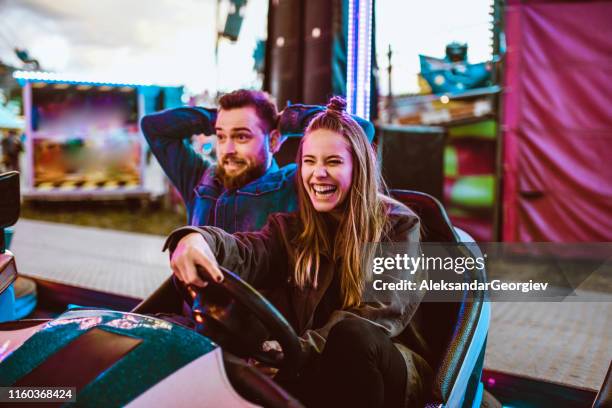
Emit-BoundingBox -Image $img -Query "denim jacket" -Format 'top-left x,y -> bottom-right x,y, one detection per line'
141,107 -> 298,232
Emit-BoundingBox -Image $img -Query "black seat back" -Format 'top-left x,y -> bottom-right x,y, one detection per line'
390,189 -> 486,403
274,104 -> 376,167
390,190 -> 457,243
0,171 -> 20,253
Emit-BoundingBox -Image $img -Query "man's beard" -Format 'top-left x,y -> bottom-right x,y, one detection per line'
216,150 -> 269,190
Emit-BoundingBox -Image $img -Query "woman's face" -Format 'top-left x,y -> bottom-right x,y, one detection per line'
301,129 -> 353,213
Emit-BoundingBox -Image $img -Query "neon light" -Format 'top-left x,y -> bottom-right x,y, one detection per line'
12,70 -> 163,87
347,0 -> 357,114
346,0 -> 373,120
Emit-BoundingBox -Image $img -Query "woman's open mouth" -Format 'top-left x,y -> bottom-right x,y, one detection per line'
311,184 -> 338,198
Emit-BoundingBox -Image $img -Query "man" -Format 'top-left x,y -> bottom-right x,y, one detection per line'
141,90 -> 297,232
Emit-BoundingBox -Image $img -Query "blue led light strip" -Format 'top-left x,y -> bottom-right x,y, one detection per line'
346,0 -> 373,120
12,70 -> 164,88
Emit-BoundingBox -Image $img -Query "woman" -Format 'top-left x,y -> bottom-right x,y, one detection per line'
166,97 -> 432,407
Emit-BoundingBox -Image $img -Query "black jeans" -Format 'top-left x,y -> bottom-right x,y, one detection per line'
283,319 -> 408,408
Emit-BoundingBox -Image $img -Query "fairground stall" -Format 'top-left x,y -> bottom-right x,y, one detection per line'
383,48 -> 501,242
13,71 -> 182,200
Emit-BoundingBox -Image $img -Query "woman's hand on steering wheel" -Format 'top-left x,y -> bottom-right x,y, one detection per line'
170,232 -> 224,287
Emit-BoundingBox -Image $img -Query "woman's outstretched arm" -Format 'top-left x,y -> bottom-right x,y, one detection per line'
163,213 -> 294,289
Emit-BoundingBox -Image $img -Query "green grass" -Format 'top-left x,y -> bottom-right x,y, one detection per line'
20,201 -> 187,236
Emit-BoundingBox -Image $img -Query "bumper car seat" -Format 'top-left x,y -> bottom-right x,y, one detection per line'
390,190 -> 490,408
275,104 -> 375,166
0,171 -> 20,322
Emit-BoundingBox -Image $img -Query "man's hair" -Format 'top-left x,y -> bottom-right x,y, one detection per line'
218,90 -> 278,134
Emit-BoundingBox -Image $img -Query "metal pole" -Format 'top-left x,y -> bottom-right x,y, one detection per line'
386,44 -> 394,123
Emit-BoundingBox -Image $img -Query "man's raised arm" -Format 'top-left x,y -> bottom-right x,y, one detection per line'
140,107 -> 217,201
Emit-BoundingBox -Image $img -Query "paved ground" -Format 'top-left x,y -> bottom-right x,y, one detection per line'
486,301 -> 611,391
11,219 -> 170,299
9,219 -> 612,391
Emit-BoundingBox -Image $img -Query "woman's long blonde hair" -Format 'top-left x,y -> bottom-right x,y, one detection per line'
294,96 -> 392,308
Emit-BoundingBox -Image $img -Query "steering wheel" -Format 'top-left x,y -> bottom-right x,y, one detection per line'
175,267 -> 302,375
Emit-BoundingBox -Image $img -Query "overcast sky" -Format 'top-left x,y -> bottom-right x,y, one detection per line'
377,0 -> 492,94
0,0 -> 267,93
0,0 -> 491,95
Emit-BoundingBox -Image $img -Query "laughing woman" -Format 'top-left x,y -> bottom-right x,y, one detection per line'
165,97 -> 432,407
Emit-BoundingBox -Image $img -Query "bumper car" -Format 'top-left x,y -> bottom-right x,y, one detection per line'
1,157 -> 609,406
0,282 -> 304,407
0,168 -> 500,408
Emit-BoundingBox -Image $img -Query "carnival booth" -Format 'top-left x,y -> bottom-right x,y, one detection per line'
502,0 -> 612,242
13,71 -> 182,200
389,43 -> 501,242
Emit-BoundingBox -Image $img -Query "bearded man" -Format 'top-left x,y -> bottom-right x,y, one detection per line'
141,90 -> 297,232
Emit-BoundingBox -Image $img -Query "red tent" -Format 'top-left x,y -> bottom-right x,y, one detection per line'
502,0 -> 612,241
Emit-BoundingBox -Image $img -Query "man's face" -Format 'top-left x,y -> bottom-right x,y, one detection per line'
215,107 -> 272,189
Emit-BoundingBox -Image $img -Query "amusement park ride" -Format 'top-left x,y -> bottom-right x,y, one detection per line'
0,0 -> 610,406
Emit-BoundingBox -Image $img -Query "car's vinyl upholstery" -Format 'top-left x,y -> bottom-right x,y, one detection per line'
0,171 -> 20,252
390,190 -> 486,404
0,171 -> 20,226
391,190 -> 458,243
